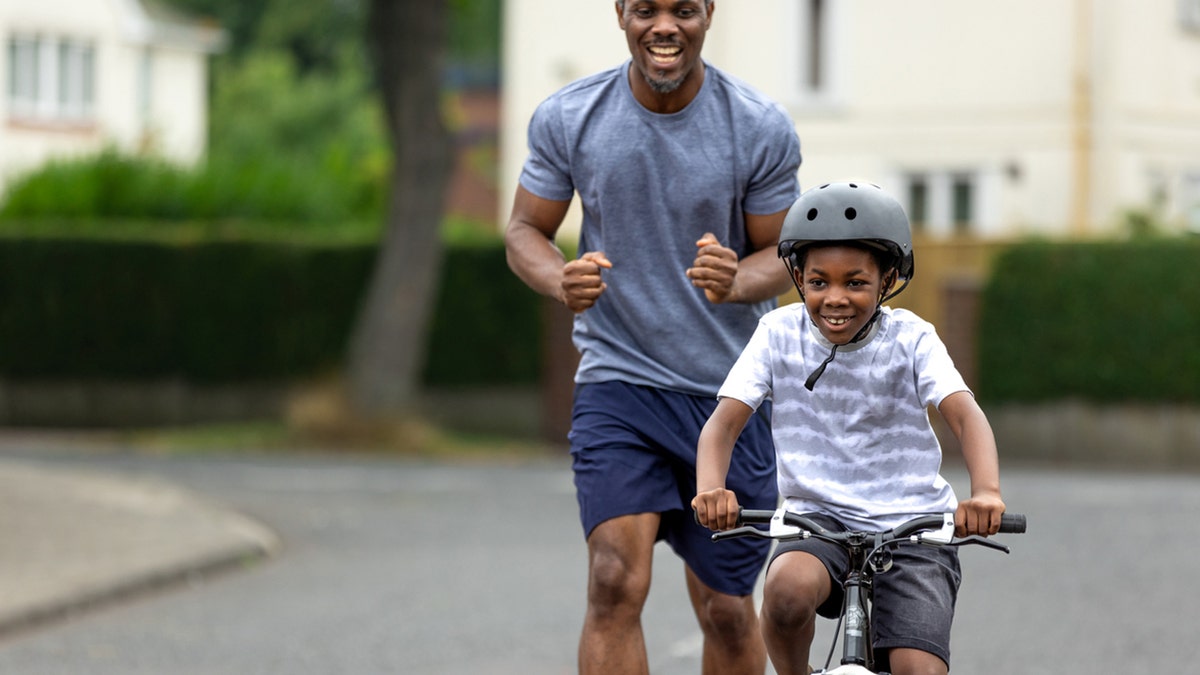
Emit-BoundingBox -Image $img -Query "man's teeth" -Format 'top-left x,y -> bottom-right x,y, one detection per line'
649,46 -> 680,61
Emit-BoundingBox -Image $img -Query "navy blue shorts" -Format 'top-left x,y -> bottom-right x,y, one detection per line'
568,381 -> 778,596
770,514 -> 962,668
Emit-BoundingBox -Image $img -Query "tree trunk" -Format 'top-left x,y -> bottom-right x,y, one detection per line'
347,0 -> 453,415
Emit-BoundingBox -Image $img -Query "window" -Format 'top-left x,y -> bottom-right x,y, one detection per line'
1183,171 -> 1200,234
1180,0 -> 1200,33
7,37 -> 38,107
951,174 -> 974,233
139,49 -> 153,122
901,170 -> 979,236
803,0 -> 825,92
787,0 -> 840,103
6,34 -> 95,124
906,174 -> 929,233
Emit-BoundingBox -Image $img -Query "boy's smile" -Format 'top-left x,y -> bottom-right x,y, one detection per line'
797,246 -> 887,345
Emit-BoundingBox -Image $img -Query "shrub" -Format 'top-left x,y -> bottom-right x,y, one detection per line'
0,230 -> 540,387
0,150 -> 385,229
978,239 -> 1200,403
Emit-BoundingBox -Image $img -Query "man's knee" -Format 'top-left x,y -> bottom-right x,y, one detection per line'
585,520 -> 654,616
588,549 -> 650,605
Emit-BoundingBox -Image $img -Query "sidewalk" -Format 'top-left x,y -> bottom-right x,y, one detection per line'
0,454 -> 279,637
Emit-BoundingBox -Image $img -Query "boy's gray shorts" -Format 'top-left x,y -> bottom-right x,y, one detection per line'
769,514 -> 962,669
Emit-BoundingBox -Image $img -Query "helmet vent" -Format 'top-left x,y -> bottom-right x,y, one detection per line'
806,208 -> 819,221
844,207 -> 857,220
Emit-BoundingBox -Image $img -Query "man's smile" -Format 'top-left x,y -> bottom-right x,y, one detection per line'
649,44 -> 682,65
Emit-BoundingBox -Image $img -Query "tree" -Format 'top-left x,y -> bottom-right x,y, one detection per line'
346,0 -> 454,415
159,0 -> 476,418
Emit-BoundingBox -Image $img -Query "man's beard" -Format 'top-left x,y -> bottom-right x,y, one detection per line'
643,70 -> 684,94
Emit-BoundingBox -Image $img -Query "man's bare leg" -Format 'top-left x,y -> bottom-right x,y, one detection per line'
684,566 -> 767,674
579,513 -> 659,675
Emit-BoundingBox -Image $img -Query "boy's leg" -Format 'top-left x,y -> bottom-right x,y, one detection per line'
579,512 -> 660,675
871,545 -> 960,675
683,566 -> 766,675
760,551 -> 832,675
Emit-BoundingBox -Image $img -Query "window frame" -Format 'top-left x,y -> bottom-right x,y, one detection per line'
784,0 -> 843,107
901,170 -> 980,237
6,33 -> 97,126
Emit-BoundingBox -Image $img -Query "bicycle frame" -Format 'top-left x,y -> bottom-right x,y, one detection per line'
713,509 -> 1024,675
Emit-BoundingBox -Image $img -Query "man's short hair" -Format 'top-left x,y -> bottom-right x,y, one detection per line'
617,0 -> 714,9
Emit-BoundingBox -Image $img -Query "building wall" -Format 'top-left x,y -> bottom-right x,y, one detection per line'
501,0 -> 1200,239
1098,0 -> 1200,232
499,0 -> 625,246
0,0 -> 216,193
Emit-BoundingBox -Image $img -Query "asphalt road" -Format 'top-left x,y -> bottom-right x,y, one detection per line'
0,448 -> 1197,674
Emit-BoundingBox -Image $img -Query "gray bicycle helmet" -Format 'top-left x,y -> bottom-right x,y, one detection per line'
777,181 -> 915,390
778,181 -> 914,300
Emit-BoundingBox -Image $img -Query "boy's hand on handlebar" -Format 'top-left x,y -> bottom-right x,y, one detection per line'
691,488 -> 741,531
955,493 -> 1007,537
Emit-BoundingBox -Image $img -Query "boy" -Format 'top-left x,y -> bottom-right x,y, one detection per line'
692,182 -> 1006,675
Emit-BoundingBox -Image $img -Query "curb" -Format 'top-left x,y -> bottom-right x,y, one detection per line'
0,460 -> 280,638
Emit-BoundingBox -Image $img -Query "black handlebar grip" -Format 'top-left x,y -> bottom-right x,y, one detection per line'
999,513 -> 1026,534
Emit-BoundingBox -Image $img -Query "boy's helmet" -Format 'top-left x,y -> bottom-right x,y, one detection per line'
778,182 -> 914,289
777,182 -> 917,391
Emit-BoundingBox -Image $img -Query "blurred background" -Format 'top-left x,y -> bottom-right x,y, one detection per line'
0,0 -> 1197,468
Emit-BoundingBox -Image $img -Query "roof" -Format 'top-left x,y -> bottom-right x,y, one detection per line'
117,0 -> 227,53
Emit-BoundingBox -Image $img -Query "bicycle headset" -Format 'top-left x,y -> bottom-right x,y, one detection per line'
777,181 -> 915,391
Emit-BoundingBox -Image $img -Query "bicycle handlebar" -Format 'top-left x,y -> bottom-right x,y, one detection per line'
998,512 -> 1026,533
711,509 -> 1026,551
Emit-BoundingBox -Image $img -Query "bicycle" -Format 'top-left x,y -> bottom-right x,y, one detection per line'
711,508 -> 1027,675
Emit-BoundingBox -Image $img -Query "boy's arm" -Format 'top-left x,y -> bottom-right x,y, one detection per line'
938,391 -> 1006,537
692,398 -> 756,531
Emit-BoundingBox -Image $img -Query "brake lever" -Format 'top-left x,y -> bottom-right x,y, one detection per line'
711,525 -> 770,542
949,534 -> 1010,554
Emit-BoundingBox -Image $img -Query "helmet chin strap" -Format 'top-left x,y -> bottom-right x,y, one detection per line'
803,306 -> 881,391
790,262 -> 899,391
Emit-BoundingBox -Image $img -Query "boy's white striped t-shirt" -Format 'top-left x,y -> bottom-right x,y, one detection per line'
718,304 -> 968,531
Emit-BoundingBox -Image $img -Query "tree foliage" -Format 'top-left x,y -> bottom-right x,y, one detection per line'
151,0 -> 493,417
152,0 -> 500,227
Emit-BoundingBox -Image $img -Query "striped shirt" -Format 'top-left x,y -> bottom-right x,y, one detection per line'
718,304 -> 967,530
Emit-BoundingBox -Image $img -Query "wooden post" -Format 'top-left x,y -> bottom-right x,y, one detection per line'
540,297 -> 579,446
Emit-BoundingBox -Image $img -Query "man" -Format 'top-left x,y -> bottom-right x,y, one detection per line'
505,1 -> 801,672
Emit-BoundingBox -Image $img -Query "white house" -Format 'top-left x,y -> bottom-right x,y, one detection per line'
501,0 -> 1200,240
0,0 -> 224,194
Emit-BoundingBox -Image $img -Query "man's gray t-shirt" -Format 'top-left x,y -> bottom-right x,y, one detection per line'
519,60 -> 802,396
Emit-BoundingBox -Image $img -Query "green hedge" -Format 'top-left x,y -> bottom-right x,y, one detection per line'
422,242 -> 542,386
0,233 -> 541,387
978,239 -> 1200,403
0,148 -> 381,226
